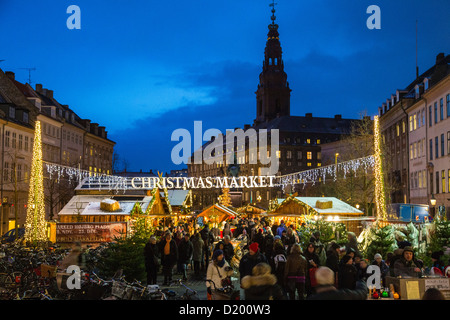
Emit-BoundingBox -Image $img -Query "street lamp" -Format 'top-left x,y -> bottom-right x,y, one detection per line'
430,194 -> 437,219
430,194 -> 437,206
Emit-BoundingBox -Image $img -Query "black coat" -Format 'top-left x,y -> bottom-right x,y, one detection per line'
338,264 -> 358,290
159,239 -> 178,266
239,252 -> 267,280
326,251 -> 340,273
178,239 -> 194,264
144,242 -> 159,270
307,280 -> 368,300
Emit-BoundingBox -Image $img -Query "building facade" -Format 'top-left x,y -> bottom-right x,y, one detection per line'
379,52 -> 449,215
187,9 -> 363,210
0,68 -> 116,232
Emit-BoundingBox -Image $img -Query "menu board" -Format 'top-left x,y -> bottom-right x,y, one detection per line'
56,222 -> 127,243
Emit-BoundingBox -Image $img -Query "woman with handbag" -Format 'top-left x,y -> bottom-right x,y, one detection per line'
206,249 -> 234,300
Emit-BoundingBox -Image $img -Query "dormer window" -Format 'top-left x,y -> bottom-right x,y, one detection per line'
415,85 -> 420,99
424,78 -> 429,91
9,106 -> 15,119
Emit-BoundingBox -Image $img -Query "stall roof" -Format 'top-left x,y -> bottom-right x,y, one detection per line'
163,190 -> 190,207
58,195 -> 153,216
197,204 -> 238,224
275,197 -> 363,216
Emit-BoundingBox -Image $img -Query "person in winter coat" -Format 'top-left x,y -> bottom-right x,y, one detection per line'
200,225 -> 214,271
191,232 -> 204,278
262,231 -> 274,261
338,254 -> 358,290
284,244 -> 307,300
271,240 -> 287,291
394,246 -> 422,278
177,233 -> 194,281
206,249 -> 234,299
307,267 -> 368,300
389,248 -> 404,276
371,253 -> 389,284
239,242 -> 267,281
326,242 -> 341,285
252,228 -> 265,249
304,242 -> 320,296
159,232 -> 178,285
276,220 -> 287,237
357,259 -> 371,282
241,262 -> 286,300
222,235 -> 235,263
143,236 -> 160,285
284,228 -> 298,256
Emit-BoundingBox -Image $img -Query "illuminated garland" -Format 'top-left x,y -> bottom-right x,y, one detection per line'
277,155 -> 375,192
24,121 -> 48,244
373,116 -> 387,220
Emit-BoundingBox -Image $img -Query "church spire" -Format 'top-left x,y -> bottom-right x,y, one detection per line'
255,1 -> 291,124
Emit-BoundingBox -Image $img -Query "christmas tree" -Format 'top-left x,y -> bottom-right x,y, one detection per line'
218,188 -> 232,207
358,223 -> 397,260
24,121 -> 48,245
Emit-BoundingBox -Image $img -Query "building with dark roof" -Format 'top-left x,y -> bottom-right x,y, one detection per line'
0,68 -> 116,231
378,52 -> 449,212
187,7 -> 364,210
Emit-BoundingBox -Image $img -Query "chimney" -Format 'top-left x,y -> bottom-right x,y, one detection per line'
334,114 -> 342,120
35,84 -> 43,93
47,90 -> 53,99
5,71 -> 15,80
305,113 -> 312,118
432,52 -> 447,84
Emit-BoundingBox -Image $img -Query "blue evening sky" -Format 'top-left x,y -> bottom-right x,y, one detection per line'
1,0 -> 449,173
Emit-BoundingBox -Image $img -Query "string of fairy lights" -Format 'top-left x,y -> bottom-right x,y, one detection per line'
25,116 -> 388,243
275,155 -> 376,192
24,121 -> 48,244
373,115 -> 387,220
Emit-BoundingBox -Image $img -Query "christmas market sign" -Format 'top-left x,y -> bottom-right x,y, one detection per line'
130,176 -> 276,189
56,222 -> 127,243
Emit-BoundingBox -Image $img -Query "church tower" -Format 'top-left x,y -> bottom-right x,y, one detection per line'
255,2 -> 291,124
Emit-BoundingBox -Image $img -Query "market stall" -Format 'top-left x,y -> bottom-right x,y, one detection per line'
196,203 -> 238,227
269,196 -> 364,234
385,276 -> 450,300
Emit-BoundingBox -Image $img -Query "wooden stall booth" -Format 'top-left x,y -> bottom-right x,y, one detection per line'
196,203 -> 238,228
269,196 -> 365,235
385,276 -> 450,300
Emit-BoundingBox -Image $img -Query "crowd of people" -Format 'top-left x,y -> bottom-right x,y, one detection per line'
142,217 -> 448,300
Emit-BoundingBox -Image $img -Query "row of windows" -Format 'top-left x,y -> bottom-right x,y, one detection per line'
429,132 -> 450,161
409,139 -> 426,160
432,170 -> 450,195
2,162 -> 29,183
4,131 -> 33,152
428,94 -> 450,127
62,130 -> 83,145
43,123 -> 60,139
410,170 -> 427,190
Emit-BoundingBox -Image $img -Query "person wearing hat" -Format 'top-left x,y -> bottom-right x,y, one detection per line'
206,249 -> 234,299
394,246 -> 422,278
371,253 -> 389,284
239,242 -> 267,282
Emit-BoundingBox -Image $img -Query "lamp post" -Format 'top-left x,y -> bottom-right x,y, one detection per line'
430,194 -> 437,219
